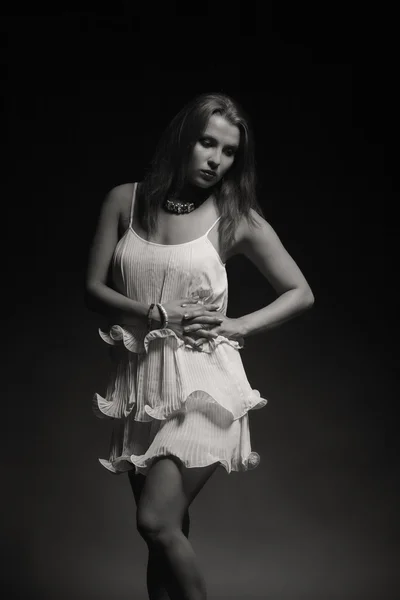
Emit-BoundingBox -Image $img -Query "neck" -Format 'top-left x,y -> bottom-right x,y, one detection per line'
170,183 -> 214,207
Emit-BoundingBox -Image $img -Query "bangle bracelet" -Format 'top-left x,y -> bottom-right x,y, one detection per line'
147,303 -> 155,332
156,303 -> 168,329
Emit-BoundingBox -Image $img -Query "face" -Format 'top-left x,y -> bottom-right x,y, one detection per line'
186,114 -> 240,188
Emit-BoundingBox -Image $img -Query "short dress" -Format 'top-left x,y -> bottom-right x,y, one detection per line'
93,183 -> 268,476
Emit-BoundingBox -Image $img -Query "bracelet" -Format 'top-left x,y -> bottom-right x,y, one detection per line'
147,303 -> 156,332
156,303 -> 169,329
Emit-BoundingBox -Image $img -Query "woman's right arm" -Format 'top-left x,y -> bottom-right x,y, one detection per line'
85,185 -> 149,326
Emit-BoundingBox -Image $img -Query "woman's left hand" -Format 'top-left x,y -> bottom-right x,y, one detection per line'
182,315 -> 244,349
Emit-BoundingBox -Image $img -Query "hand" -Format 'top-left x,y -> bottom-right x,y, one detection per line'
152,296 -> 223,343
182,314 -> 244,349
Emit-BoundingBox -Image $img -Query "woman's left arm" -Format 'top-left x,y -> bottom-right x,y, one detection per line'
182,210 -> 314,346
229,210 -> 315,339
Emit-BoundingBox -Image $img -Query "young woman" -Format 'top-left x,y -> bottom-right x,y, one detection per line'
86,92 -> 314,600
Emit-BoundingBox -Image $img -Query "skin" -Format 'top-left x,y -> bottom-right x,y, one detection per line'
86,113 -> 314,600
186,113 -> 239,190
129,458 -> 219,600
160,113 -> 240,213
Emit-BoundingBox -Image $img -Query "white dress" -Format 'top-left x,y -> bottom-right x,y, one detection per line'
93,183 -> 268,475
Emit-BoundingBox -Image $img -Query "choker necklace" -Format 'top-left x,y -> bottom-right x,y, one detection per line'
163,198 -> 196,214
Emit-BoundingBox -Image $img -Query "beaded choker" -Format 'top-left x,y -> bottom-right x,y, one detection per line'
163,198 -> 196,214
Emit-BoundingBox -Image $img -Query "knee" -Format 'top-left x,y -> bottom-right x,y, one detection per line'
136,507 -> 157,540
136,509 -> 180,548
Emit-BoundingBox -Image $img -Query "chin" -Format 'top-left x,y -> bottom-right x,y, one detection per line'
194,180 -> 214,189
191,175 -> 219,188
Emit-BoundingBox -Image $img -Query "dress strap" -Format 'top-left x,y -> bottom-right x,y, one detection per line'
129,182 -> 138,228
204,215 -> 222,236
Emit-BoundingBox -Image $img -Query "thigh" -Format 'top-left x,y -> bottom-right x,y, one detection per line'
137,456 -> 187,530
137,456 -> 219,523
181,462 -> 220,508
128,469 -> 146,506
128,455 -> 184,509
129,463 -> 194,537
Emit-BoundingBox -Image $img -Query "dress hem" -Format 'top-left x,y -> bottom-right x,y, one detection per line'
93,388 -> 268,423
98,449 -> 260,476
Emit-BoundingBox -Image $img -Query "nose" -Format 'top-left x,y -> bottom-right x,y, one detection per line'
208,156 -> 220,169
208,149 -> 221,169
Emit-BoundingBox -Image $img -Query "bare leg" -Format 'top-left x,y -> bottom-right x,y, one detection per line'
136,456 -> 219,600
128,469 -> 191,600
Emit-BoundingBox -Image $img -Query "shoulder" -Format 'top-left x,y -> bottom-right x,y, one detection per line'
102,182 -> 135,212
98,183 -> 141,229
235,208 -> 277,252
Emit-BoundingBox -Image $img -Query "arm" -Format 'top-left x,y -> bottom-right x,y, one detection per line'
235,210 -> 314,338
85,184 -> 149,325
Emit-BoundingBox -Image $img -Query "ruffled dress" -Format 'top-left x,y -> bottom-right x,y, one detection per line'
93,183 -> 268,475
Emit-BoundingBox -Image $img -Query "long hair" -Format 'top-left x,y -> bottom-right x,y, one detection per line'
138,92 -> 265,258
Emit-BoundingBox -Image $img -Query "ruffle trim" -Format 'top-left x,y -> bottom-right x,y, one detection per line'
92,388 -> 268,422
98,324 -> 245,355
97,449 -> 261,475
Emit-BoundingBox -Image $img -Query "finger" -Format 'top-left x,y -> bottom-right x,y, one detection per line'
196,329 -> 219,339
182,300 -> 200,307
185,307 -> 218,316
184,335 -> 206,351
185,304 -> 217,311
185,316 -> 223,324
193,338 -> 207,348
183,324 -> 203,334
184,322 -> 221,336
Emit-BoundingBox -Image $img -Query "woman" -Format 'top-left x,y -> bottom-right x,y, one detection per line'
85,92 -> 314,600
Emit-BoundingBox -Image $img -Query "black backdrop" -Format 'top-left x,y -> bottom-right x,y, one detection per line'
3,6 -> 397,600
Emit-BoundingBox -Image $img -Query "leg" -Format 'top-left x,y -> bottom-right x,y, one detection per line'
128,469 -> 191,600
136,456 -> 219,600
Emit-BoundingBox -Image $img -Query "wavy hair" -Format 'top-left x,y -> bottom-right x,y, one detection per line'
138,92 -> 265,258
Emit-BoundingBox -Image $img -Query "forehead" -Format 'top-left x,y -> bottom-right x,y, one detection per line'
203,114 -> 240,146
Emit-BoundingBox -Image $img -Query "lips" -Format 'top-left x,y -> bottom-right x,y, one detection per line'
200,169 -> 217,178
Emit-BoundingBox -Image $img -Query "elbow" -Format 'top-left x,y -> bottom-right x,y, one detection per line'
84,282 -> 100,311
84,288 -> 95,312
302,287 -> 315,310
85,279 -> 103,298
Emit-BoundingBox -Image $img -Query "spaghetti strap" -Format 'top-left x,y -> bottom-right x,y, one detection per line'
204,215 -> 222,236
129,182 -> 138,228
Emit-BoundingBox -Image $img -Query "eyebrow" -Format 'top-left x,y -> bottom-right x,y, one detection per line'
201,133 -> 239,150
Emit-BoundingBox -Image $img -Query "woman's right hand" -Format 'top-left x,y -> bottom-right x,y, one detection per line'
152,296 -> 223,345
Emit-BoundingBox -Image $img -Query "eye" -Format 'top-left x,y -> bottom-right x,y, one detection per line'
224,148 -> 236,157
200,137 -> 213,147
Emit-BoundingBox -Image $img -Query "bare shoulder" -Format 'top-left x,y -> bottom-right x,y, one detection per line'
234,208 -> 278,253
104,182 -> 134,213
101,182 -> 137,234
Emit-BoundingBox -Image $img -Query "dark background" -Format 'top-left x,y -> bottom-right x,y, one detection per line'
3,5 -> 398,600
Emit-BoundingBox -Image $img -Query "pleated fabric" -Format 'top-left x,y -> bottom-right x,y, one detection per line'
93,182 -> 268,476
